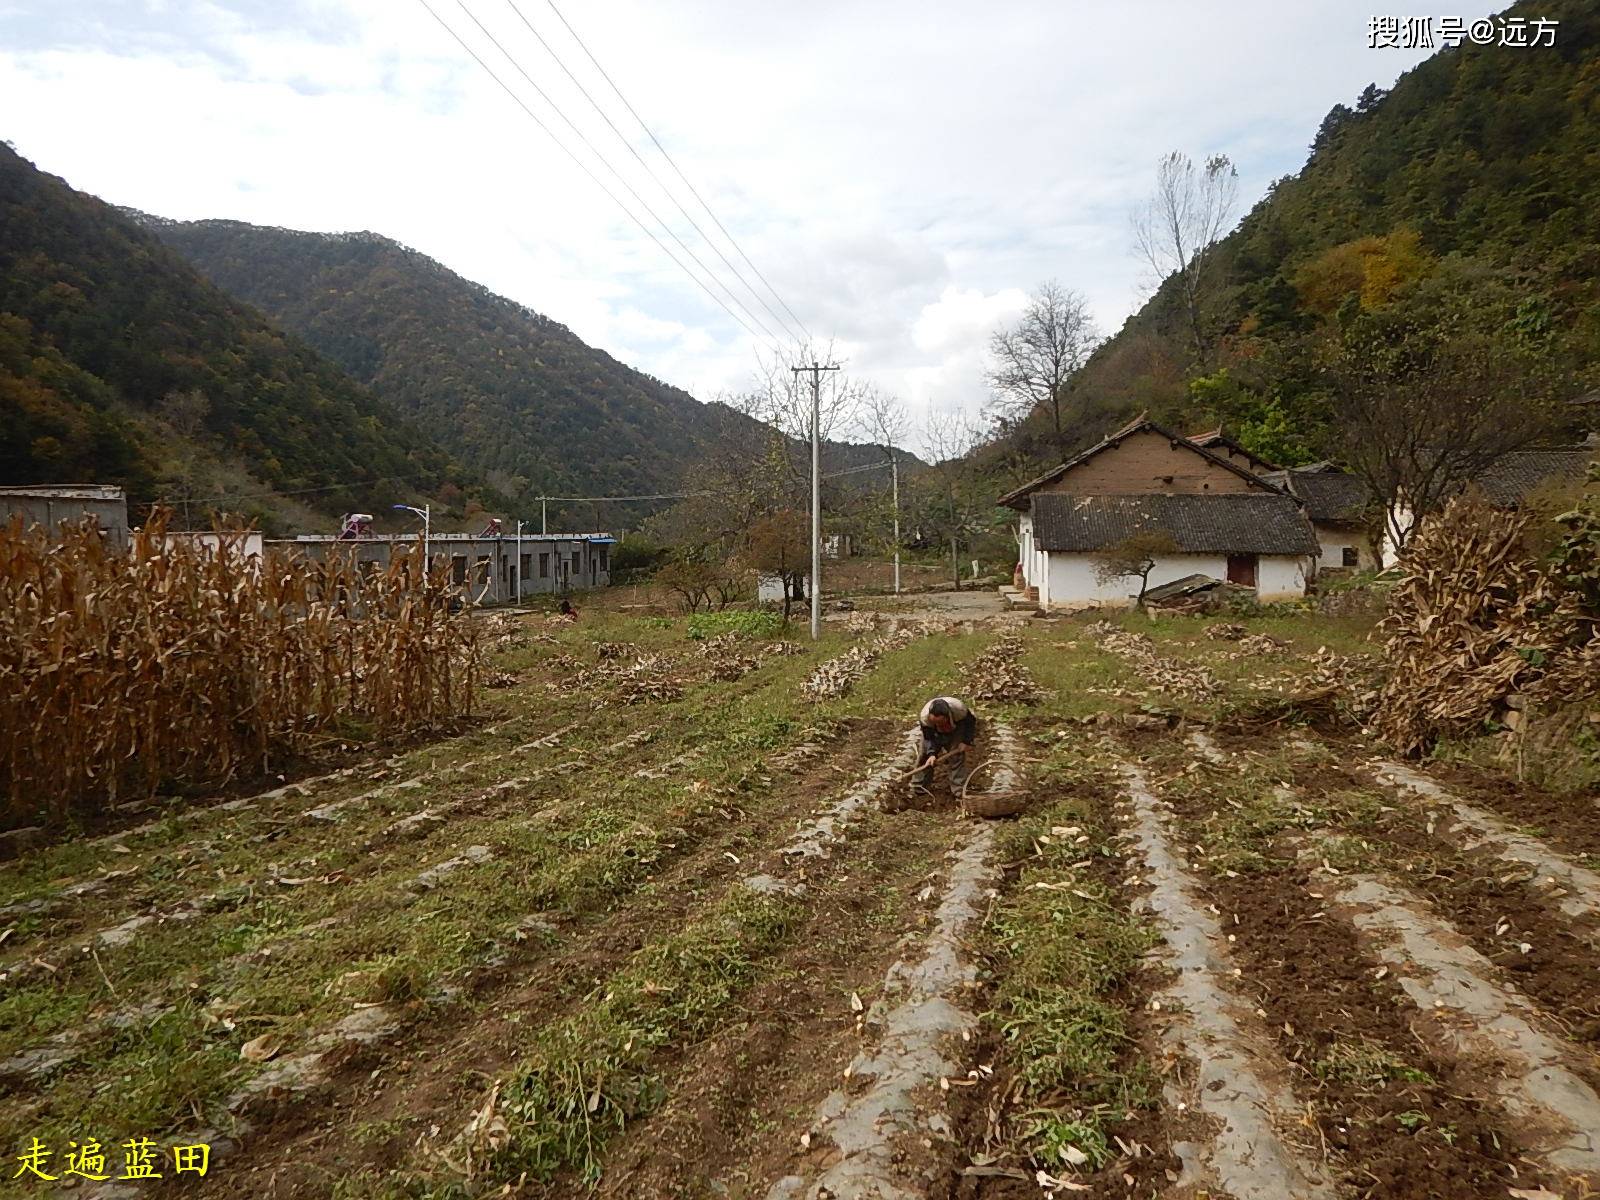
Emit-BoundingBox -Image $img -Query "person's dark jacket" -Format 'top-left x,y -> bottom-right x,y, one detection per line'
919,706 -> 977,759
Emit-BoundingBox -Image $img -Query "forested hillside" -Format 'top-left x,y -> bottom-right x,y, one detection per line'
988,0 -> 1600,481
141,218 -> 893,528
0,144 -> 469,529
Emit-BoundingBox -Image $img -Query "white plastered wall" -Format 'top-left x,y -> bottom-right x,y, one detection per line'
1042,552 -> 1308,609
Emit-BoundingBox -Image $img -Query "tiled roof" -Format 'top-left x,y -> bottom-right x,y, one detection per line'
1185,430 -> 1282,472
1031,492 -> 1318,556
1474,449 -> 1593,507
1261,468 -> 1371,523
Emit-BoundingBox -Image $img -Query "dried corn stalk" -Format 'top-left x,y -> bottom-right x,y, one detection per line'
0,510 -> 478,826
1375,493 -> 1597,755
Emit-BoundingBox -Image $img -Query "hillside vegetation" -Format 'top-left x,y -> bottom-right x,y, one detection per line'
142,219 -> 896,529
988,0 -> 1600,480
0,144 -> 469,529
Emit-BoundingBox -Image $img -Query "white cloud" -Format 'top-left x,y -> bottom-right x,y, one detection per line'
0,0 -> 1510,434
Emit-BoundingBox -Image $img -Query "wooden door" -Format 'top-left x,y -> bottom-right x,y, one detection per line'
1226,554 -> 1258,587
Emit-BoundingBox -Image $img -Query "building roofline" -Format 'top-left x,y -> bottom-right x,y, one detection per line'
996,415 -> 1285,509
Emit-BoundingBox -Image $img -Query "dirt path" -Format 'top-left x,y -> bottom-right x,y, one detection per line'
1115,757 -> 1336,1200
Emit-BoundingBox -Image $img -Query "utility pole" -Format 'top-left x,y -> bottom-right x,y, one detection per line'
514,519 -> 523,605
793,361 -> 840,641
890,449 -> 901,595
540,498 -> 547,536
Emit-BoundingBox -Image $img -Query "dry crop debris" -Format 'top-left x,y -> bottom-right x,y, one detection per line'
1087,619 -> 1220,700
965,634 -> 1044,705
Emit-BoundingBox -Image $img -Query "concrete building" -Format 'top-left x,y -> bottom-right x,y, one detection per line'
999,417 -> 1318,611
0,484 -> 129,550
268,530 -> 614,605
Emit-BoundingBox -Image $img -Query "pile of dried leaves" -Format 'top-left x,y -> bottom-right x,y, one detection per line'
1236,633 -> 1290,656
966,634 -> 1043,704
800,622 -> 937,701
1087,620 -> 1219,701
1376,491 -> 1599,755
1203,622 -> 1247,641
802,645 -> 882,700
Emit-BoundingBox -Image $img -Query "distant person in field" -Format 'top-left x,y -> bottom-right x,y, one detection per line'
909,696 -> 978,797
557,598 -> 578,620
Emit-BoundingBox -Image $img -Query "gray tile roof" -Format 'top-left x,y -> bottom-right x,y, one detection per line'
1261,468 -> 1372,523
1031,492 -> 1319,556
1475,450 -> 1593,507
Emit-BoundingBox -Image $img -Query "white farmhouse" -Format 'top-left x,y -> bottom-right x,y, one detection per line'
1000,417 -> 1319,611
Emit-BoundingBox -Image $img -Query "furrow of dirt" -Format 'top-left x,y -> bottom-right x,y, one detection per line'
1160,729 -> 1596,1197
1114,756 -> 1337,1200
1371,758 -> 1600,934
1315,866 -> 1600,1179
156,718 -> 895,1200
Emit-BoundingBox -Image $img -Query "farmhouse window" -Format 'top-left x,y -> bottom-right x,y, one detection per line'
451,555 -> 467,584
1342,546 -> 1358,567
539,553 -> 549,578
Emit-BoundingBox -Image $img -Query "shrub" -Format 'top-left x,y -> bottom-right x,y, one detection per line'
685,610 -> 782,641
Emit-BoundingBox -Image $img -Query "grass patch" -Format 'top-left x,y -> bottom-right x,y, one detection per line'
1315,1039 -> 1432,1088
985,737 -> 1159,1175
487,888 -> 801,1185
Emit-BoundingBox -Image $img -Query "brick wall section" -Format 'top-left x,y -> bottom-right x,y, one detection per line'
1038,430 -> 1258,496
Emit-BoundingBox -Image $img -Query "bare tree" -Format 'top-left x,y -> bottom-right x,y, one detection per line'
736,342 -> 869,451
1093,531 -> 1179,609
1323,327 -> 1567,555
987,282 -> 1099,454
860,387 -> 910,592
1132,152 -> 1239,369
921,408 -> 983,589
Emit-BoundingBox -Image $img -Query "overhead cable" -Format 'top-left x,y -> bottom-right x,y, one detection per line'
540,0 -> 814,346
413,0 -> 778,350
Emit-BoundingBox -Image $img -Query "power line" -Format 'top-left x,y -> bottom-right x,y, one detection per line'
412,0 -> 778,351
539,0 -> 814,346
442,0 -> 788,353
501,0 -> 808,348
531,460 -> 890,504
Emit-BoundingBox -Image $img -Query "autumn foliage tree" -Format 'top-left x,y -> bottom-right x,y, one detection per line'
747,508 -> 810,622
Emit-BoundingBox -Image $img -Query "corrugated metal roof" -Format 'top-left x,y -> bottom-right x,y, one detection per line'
1031,492 -> 1319,555
1475,450 -> 1592,507
0,484 -> 126,501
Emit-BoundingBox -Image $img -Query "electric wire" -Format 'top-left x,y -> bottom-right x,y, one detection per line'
412,0 -> 776,350
502,0 -> 808,348
540,0 -> 813,345
445,0 -> 789,353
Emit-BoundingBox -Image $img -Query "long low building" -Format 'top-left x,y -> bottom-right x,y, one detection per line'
0,484 -> 129,550
269,531 -> 614,605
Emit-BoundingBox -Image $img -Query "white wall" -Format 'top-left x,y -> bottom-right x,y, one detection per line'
1257,555 -> 1308,600
1312,524 -> 1376,574
1042,552 -> 1308,609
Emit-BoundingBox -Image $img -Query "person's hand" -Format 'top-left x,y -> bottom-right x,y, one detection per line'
946,742 -> 968,755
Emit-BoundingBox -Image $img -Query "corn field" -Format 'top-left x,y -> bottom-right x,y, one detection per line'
0,511 -> 478,829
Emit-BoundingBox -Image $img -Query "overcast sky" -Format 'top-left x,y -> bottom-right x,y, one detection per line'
0,0 -> 1506,438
